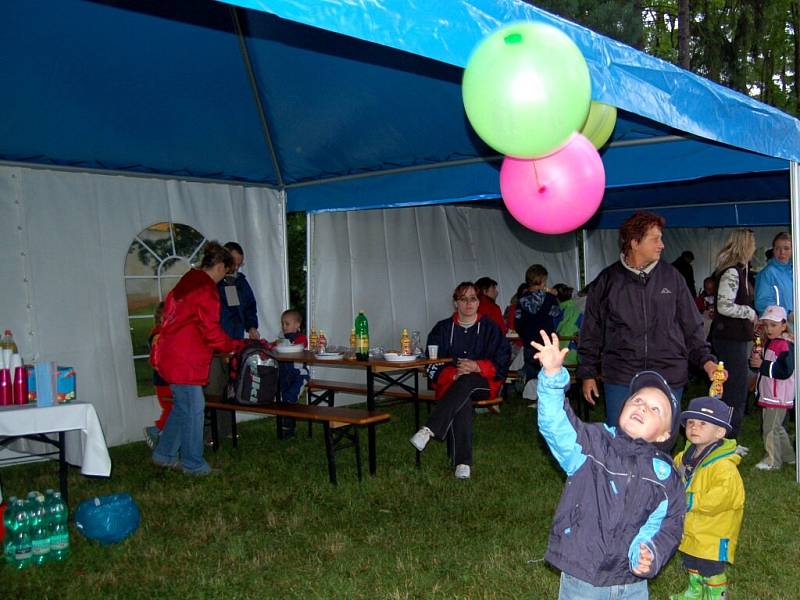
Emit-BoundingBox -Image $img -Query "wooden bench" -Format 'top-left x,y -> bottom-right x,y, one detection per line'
173,396 -> 390,484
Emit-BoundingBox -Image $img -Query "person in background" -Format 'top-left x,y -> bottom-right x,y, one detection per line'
709,228 -> 758,439
144,302 -> 171,449
534,331 -> 685,599
553,283 -> 582,367
695,277 -> 717,316
749,305 -> 796,471
151,241 -> 245,476
504,282 -> 528,373
578,212 -> 719,428
672,250 -> 697,296
755,232 -> 793,319
409,282 -> 510,480
218,241 -> 260,341
515,264 -> 561,385
672,397 -> 744,600
475,276 -> 507,334
275,309 -> 309,438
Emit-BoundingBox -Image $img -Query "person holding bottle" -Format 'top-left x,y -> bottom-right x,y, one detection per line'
409,282 -> 510,479
151,241 -> 245,476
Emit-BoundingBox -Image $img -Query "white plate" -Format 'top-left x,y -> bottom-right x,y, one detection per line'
273,344 -> 305,353
314,352 -> 344,360
382,353 -> 417,363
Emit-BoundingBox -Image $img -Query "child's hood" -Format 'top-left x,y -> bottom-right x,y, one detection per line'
679,437 -> 742,468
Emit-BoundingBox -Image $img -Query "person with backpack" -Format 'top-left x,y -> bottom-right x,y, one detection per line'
151,241 -> 245,476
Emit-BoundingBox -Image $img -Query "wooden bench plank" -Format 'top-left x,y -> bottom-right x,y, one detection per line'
204,398 -> 390,426
307,379 -> 502,406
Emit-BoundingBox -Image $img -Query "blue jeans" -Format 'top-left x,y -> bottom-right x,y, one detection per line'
559,572 -> 648,600
604,383 -> 684,428
153,384 -> 210,475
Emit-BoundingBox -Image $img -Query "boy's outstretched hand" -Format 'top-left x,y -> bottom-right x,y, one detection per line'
631,543 -> 653,576
531,330 -> 569,376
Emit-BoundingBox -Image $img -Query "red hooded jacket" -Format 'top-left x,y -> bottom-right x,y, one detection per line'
152,269 -> 243,385
478,295 -> 508,334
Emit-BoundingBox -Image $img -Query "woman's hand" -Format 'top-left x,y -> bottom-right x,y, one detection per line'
456,358 -> 480,376
531,330 -> 568,376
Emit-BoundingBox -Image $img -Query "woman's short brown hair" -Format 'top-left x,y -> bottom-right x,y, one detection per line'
619,212 -> 666,255
452,282 -> 477,302
199,241 -> 234,271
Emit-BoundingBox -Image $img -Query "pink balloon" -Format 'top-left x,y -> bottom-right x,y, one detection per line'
500,133 -> 605,234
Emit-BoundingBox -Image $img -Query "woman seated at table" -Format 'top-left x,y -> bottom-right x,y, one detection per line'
410,281 -> 510,479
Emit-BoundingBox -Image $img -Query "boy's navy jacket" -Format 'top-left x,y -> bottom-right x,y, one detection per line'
577,260 -> 714,388
537,368 -> 685,587
218,272 -> 259,339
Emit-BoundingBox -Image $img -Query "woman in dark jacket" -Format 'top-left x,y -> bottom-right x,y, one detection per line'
710,228 -> 758,437
151,241 -> 244,475
409,282 -> 510,479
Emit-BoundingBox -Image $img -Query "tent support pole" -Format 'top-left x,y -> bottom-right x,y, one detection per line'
229,6 -> 285,189
791,161 -> 800,484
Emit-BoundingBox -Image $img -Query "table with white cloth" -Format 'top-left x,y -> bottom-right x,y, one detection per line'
0,402 -> 112,504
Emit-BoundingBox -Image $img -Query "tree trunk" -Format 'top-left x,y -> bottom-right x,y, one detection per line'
678,0 -> 691,68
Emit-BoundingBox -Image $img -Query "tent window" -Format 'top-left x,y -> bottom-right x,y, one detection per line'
124,222 -> 206,396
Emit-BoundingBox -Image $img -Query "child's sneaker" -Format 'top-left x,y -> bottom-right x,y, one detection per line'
143,426 -> 160,450
454,464 -> 471,479
409,426 -> 433,451
755,459 -> 779,471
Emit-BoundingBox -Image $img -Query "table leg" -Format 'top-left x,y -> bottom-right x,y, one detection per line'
414,370 -> 421,467
366,368 -> 376,476
58,431 -> 68,506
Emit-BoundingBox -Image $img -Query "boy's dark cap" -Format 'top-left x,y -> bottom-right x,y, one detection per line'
680,397 -> 733,433
628,370 -> 680,453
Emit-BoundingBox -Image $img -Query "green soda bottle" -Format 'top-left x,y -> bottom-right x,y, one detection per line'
354,311 -> 369,361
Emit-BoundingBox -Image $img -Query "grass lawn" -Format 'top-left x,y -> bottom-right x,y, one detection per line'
2,387 -> 799,598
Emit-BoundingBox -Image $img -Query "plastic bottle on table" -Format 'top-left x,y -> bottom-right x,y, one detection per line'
400,328 -> 411,356
309,328 -> 318,352
349,328 -> 357,354
0,330 -> 18,353
708,361 -> 726,398
355,311 -> 369,361
3,495 -> 19,565
317,330 -> 328,354
48,492 -> 69,562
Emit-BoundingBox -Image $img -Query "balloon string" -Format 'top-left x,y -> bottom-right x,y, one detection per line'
532,160 -> 546,193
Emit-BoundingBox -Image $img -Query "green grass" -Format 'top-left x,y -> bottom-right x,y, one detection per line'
2,389 -> 799,598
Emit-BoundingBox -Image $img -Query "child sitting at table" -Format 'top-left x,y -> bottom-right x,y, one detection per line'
144,302 -> 171,449
276,309 -> 308,437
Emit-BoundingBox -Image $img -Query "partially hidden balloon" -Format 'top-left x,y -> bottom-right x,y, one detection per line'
500,133 -> 605,234
463,21 -> 591,159
581,101 -> 617,149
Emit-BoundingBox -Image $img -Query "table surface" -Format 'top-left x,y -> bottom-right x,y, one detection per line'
0,401 -> 111,476
269,349 -> 447,373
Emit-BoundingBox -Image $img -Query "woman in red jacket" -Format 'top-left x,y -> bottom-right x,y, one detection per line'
151,241 -> 244,475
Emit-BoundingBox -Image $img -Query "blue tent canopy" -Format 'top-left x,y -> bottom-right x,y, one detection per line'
1,0 -> 798,227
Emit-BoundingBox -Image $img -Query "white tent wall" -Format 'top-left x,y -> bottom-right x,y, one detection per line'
309,204 -> 579,399
0,165 -> 287,450
585,226 -> 789,288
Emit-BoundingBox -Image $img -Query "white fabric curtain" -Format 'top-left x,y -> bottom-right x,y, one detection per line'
0,165 -> 286,449
309,204 -> 580,356
585,226 -> 789,288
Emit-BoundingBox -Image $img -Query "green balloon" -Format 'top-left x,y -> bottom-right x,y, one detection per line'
581,101 -> 617,149
462,22 -> 591,158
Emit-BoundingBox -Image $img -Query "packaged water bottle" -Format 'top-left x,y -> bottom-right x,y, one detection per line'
3,496 -> 18,565
49,492 -> 69,562
9,498 -> 32,569
29,494 -> 50,565
355,311 -> 369,361
0,329 -> 18,353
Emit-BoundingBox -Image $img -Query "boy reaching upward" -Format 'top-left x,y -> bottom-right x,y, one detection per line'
533,331 -> 685,599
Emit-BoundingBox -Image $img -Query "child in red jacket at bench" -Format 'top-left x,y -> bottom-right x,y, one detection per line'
144,302 -> 172,449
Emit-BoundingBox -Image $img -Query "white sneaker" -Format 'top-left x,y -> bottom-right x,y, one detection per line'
454,464 -> 471,479
755,460 -> 779,471
410,426 -> 433,452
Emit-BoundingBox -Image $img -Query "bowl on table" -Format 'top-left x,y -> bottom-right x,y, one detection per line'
273,343 -> 305,354
382,352 -> 417,363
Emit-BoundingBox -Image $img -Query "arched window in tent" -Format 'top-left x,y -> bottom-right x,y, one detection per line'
124,223 -> 206,396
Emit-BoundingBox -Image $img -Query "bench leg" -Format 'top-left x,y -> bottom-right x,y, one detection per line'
230,411 -> 238,448
323,422 -> 337,485
209,408 -> 219,452
58,431 -> 68,506
414,399 -> 422,467
354,427 -> 362,482
367,424 -> 376,476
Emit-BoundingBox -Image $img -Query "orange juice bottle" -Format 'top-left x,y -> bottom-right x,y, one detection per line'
400,328 -> 411,355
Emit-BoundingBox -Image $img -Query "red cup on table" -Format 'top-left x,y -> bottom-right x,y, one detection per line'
13,366 -> 28,405
0,368 -> 12,406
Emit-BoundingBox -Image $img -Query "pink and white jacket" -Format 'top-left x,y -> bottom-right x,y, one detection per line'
755,335 -> 795,409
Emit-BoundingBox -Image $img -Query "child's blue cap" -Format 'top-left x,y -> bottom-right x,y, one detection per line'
681,397 -> 733,434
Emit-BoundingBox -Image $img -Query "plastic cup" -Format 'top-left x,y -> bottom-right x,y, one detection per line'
0,368 -> 12,406
427,345 -> 439,359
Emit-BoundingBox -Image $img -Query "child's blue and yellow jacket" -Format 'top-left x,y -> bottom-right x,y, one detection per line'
537,368 -> 685,587
674,438 -> 744,563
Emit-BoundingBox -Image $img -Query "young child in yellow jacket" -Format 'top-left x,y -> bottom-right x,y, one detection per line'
671,396 -> 745,600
